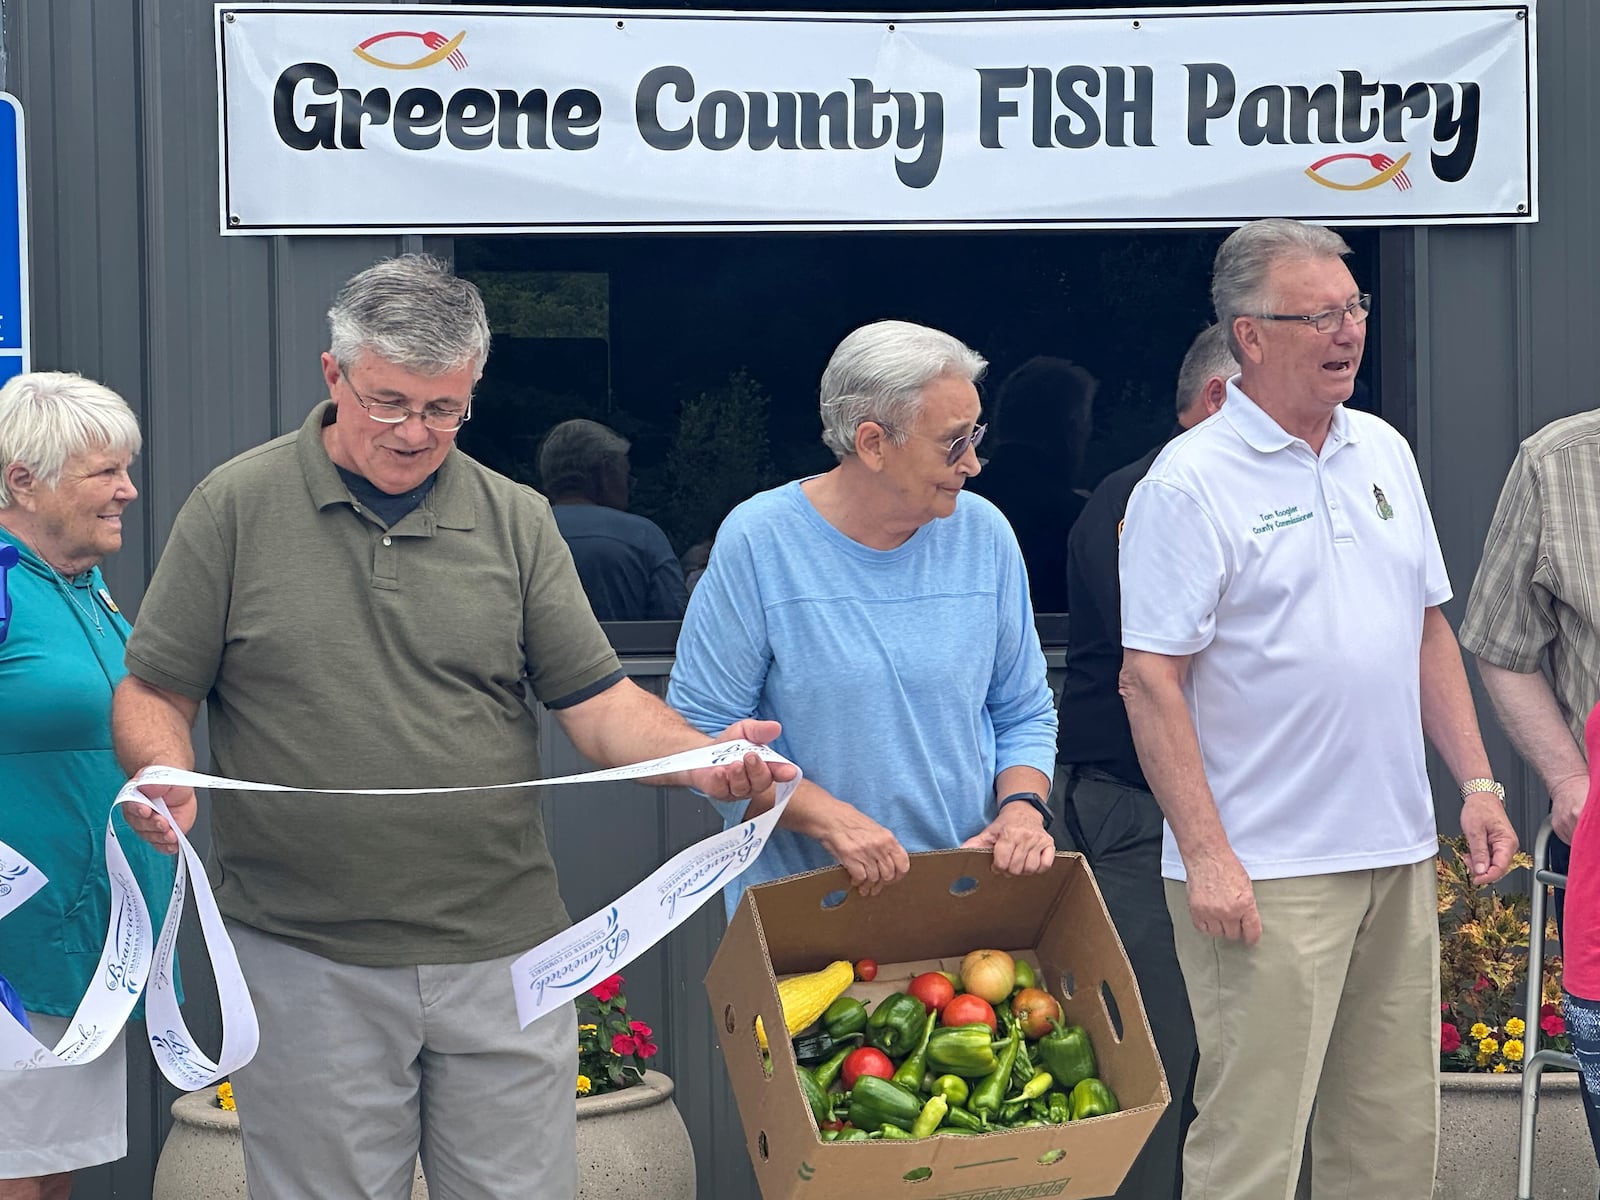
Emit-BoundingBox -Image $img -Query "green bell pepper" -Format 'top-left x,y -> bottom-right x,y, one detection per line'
867,993 -> 927,1058
1068,1077 -> 1120,1121
823,995 -> 869,1041
930,1074 -> 970,1107
1038,1020 -> 1097,1092
891,1009 -> 938,1091
847,1074 -> 924,1132
969,1020 -> 1022,1120
926,1024 -> 1003,1078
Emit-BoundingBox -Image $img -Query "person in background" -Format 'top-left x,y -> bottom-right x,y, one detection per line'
1119,218 -> 1516,1200
0,372 -> 177,1200
110,255 -> 791,1200
539,418 -> 688,621
964,355 -> 1097,613
669,319 -> 1059,911
1052,322 -> 1235,1200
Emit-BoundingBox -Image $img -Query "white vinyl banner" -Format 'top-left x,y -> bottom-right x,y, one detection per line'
215,2 -> 1536,234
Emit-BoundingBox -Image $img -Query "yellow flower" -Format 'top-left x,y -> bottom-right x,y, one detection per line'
576,1074 -> 591,1096
216,1082 -> 236,1112
1494,1063 -> 1509,1073
1479,1037 -> 1499,1057
1506,1017 -> 1526,1038
1470,1023 -> 1491,1040
1504,1039 -> 1525,1062
579,1024 -> 598,1033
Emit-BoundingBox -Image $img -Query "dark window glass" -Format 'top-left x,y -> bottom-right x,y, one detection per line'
455,227 -> 1382,632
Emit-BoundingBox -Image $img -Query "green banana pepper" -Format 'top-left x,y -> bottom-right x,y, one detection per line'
1046,1092 -> 1070,1125
941,1104 -> 986,1132
847,1074 -> 923,1132
867,993 -> 927,1058
813,1043 -> 854,1092
911,1095 -> 947,1139
1038,1020 -> 1097,1092
1011,1043 -> 1037,1089
891,1010 -> 938,1091
877,1123 -> 915,1140
926,1024 -> 1003,1078
1018,1071 -> 1054,1103
822,995 -> 869,1041
797,1066 -> 832,1127
969,1020 -> 1022,1119
1069,1078 -> 1119,1120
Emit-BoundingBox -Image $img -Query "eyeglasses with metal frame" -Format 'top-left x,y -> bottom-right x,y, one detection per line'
343,372 -> 473,432
1252,293 -> 1372,335
880,421 -> 988,466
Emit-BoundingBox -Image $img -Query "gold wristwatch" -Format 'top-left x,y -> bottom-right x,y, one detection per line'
1458,777 -> 1506,803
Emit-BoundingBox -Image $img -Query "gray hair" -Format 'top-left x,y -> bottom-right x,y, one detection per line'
1174,324 -> 1240,417
328,254 -> 491,380
1211,219 -> 1352,359
538,418 -> 630,499
819,320 -> 987,461
0,371 -> 141,507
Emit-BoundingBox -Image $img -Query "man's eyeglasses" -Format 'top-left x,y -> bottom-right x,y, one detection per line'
1252,294 -> 1372,335
344,372 -> 472,432
881,421 -> 988,466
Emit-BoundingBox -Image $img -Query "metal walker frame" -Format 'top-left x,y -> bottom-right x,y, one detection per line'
1516,818 -> 1579,1200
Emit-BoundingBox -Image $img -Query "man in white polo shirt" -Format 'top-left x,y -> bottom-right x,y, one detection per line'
1118,218 -> 1518,1200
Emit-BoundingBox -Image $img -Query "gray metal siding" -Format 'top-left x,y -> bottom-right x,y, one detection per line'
8,1 -> 1600,1198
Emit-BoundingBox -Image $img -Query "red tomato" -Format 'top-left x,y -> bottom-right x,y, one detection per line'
855,958 -> 879,983
1011,987 -> 1063,1039
941,994 -> 998,1031
907,971 -> 957,1015
841,1046 -> 895,1090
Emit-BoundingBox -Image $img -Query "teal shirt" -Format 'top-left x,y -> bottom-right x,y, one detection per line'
0,528 -> 177,1017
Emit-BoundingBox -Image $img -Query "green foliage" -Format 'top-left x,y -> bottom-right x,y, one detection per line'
474,271 -> 608,340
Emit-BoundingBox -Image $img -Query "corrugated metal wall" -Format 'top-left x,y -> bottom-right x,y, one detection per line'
7,1 -> 1596,1197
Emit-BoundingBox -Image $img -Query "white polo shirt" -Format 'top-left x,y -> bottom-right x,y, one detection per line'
1120,382 -> 1450,882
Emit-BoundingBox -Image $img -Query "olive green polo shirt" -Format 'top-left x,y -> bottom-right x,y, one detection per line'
126,401 -> 623,966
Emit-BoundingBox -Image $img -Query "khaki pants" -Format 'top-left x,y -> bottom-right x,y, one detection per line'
227,920 -> 579,1200
1166,860 -> 1439,1200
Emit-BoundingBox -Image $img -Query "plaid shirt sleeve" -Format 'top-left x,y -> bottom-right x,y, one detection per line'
1458,442 -> 1558,672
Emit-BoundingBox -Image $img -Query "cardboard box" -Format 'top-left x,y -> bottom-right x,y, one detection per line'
705,849 -> 1170,1200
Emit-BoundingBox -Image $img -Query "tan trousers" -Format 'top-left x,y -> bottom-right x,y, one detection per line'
1166,860 -> 1439,1200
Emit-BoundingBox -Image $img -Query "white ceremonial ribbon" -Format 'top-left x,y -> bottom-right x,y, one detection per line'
0,740 -> 796,1088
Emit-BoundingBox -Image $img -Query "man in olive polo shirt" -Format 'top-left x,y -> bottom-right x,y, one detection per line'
111,255 -> 791,1200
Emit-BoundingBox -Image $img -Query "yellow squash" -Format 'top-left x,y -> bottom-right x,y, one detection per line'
755,959 -> 855,1050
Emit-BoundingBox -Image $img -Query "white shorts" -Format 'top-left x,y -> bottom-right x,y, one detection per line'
0,1012 -> 128,1178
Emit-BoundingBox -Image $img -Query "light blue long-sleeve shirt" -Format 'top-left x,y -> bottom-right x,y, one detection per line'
667,480 -> 1057,914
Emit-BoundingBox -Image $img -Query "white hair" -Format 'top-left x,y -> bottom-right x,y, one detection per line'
1211,219 -> 1352,359
819,320 -> 987,461
328,254 -> 491,380
0,371 -> 140,507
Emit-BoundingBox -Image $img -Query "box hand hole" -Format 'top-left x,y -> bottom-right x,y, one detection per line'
820,888 -> 848,910
1099,979 -> 1124,1041
948,875 -> 979,897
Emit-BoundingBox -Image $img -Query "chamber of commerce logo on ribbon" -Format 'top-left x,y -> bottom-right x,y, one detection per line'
352,30 -> 468,71
1306,151 -> 1414,192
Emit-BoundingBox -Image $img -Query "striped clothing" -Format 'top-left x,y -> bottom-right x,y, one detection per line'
1460,410 -> 1600,740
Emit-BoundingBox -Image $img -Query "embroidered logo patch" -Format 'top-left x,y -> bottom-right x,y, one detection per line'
1373,484 -> 1395,521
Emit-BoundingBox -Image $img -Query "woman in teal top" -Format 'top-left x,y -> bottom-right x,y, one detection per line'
0,372 -> 176,1194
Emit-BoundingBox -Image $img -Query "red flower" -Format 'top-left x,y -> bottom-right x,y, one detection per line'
590,974 -> 624,1003
634,1034 -> 659,1059
1440,1023 -> 1462,1054
612,1033 -> 638,1056
1473,976 -> 1490,993
1543,1002 -> 1560,1019
1441,1002 -> 1450,1013
1542,1014 -> 1567,1037
630,1021 -> 653,1038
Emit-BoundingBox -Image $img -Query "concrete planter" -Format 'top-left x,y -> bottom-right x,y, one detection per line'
152,1072 -> 693,1200
1435,1070 -> 1597,1199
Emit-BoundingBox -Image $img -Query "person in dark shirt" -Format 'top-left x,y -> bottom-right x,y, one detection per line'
965,356 -> 1096,613
539,418 -> 688,621
1052,323 -> 1234,1200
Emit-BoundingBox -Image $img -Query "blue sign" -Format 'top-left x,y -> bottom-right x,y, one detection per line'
0,95 -> 28,385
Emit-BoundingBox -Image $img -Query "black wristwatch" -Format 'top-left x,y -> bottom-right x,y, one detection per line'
998,791 -> 1053,831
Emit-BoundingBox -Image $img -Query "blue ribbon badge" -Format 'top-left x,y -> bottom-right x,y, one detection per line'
0,971 -> 30,1031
